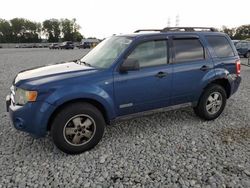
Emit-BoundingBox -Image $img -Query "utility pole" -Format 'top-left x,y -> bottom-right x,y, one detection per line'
175,15 -> 180,27
167,17 -> 171,27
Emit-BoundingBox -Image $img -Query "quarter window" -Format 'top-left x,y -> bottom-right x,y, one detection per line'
127,40 -> 167,68
173,39 -> 205,62
206,36 -> 234,58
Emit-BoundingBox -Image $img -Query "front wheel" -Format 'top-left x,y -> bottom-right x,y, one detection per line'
51,102 -> 105,154
193,84 -> 227,120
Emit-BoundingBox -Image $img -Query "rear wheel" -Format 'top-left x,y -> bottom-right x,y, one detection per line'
193,84 -> 227,120
51,102 -> 105,154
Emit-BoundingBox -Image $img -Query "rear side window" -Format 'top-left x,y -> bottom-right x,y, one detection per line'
173,39 -> 205,62
206,36 -> 234,58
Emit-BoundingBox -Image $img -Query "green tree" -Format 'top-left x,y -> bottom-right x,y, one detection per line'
0,19 -> 12,43
0,17 -> 84,43
43,19 -> 61,42
9,18 -> 41,43
73,31 -> 83,42
23,20 -> 41,42
10,18 -> 26,42
221,26 -> 235,39
61,18 -> 83,41
234,25 -> 250,40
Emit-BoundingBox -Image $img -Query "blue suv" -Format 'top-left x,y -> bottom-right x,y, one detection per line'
6,27 -> 241,154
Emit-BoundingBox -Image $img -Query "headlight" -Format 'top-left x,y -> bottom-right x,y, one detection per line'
14,88 -> 38,105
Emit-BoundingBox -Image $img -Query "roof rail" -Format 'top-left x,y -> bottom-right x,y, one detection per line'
134,27 -> 217,33
134,29 -> 162,33
162,27 -> 217,32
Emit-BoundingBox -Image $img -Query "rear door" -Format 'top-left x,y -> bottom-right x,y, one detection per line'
170,35 -> 213,105
113,38 -> 172,116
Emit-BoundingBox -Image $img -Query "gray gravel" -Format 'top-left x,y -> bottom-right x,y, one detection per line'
0,48 -> 250,187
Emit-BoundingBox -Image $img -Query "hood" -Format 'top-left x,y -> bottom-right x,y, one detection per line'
14,62 -> 96,86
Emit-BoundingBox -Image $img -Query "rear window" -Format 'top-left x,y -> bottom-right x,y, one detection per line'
206,36 -> 234,58
173,39 -> 205,62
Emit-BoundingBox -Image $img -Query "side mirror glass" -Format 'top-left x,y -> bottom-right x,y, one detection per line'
119,58 -> 139,72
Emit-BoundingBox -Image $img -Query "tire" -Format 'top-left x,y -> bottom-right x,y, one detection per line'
51,102 -> 105,154
193,84 -> 227,120
244,52 -> 250,58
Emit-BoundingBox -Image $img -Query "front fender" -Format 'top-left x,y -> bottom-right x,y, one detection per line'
44,84 -> 116,120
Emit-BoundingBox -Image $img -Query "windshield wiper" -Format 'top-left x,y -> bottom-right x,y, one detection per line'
81,61 -> 92,67
75,59 -> 92,67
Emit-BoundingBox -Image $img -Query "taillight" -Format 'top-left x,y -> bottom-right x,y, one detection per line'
236,59 -> 241,76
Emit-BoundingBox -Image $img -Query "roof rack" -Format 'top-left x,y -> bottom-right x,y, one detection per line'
134,27 -> 217,33
134,29 -> 162,33
162,27 -> 217,32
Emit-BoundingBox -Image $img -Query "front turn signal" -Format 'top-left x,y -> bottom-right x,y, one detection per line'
26,91 -> 38,102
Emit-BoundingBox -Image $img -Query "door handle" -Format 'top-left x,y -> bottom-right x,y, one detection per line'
155,71 -> 167,78
200,65 -> 210,71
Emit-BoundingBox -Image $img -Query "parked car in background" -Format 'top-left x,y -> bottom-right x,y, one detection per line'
235,40 -> 250,58
49,43 -> 60,49
232,40 -> 240,46
43,44 -> 49,48
38,44 -> 43,48
78,42 -> 91,49
80,39 -> 100,49
6,27 -> 241,154
60,41 -> 74,49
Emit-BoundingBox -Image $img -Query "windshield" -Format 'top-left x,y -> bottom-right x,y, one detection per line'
80,36 -> 132,68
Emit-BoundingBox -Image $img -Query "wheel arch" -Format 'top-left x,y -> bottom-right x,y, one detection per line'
203,78 -> 231,98
201,68 -> 232,99
209,78 -> 231,98
47,98 -> 111,131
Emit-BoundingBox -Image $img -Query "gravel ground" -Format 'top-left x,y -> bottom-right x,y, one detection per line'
0,48 -> 250,188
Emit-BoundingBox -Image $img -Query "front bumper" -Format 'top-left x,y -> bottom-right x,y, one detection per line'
6,95 -> 56,137
6,95 -> 11,112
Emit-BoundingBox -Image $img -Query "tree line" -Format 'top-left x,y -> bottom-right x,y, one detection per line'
221,25 -> 250,40
0,18 -> 83,43
1,18 -> 250,43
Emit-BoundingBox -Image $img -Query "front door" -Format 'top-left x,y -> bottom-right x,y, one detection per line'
114,39 -> 172,116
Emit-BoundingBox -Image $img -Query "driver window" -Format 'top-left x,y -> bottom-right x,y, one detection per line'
128,40 -> 167,68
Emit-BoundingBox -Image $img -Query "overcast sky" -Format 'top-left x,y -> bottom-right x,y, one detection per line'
1,0 -> 250,39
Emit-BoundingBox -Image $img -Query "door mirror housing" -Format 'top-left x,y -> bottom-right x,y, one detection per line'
119,58 -> 140,72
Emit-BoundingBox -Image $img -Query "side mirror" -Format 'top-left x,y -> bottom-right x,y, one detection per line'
119,58 -> 140,72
